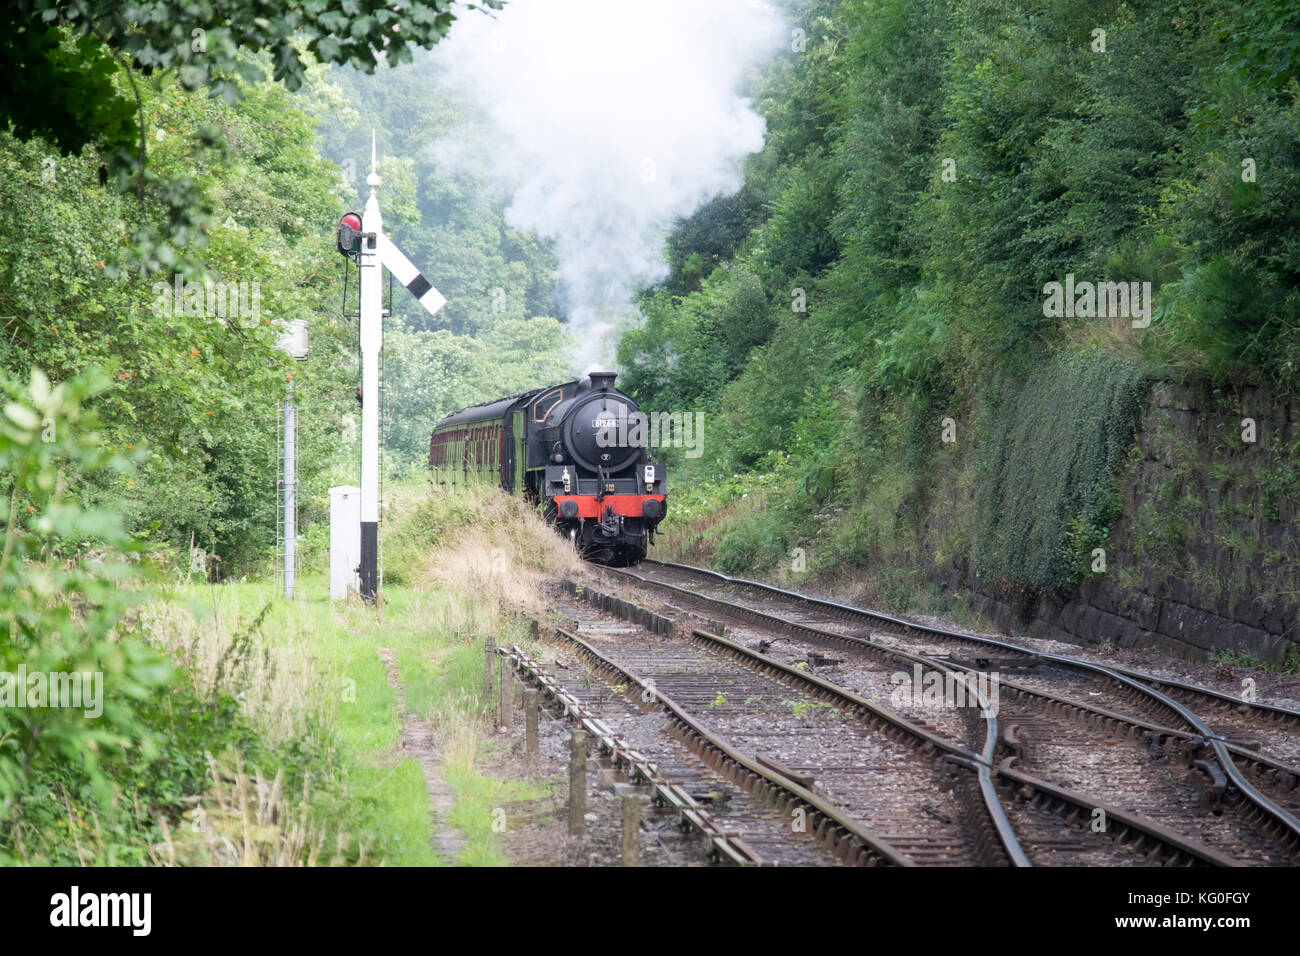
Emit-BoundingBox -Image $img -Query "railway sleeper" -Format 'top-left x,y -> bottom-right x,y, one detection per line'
1188,759 -> 1228,813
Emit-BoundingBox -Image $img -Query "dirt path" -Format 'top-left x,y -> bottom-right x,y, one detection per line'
377,647 -> 468,864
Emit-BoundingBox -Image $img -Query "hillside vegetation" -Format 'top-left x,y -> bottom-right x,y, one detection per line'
624,0 -> 1300,623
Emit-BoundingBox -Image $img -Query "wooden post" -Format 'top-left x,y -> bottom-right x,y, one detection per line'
529,617 -> 539,642
568,730 -> 587,838
499,655 -> 514,726
524,688 -> 539,760
483,637 -> 496,699
621,794 -> 641,866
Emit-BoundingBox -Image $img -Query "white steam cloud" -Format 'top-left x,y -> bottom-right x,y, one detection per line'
432,0 -> 785,372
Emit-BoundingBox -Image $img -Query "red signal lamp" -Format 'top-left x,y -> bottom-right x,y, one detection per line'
337,212 -> 363,256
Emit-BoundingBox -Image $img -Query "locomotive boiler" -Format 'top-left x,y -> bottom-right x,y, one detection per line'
430,372 -> 667,565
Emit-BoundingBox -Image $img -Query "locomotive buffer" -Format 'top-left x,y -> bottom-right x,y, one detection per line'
337,133 -> 446,603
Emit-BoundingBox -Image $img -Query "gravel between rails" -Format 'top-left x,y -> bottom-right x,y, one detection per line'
593,566 -> 1300,865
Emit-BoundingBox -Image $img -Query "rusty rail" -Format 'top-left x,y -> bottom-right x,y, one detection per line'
580,571 -> 1286,865
536,625 -> 916,866
501,640 -> 765,865
623,560 -> 1300,852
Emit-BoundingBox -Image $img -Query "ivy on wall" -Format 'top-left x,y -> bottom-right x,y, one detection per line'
973,350 -> 1146,611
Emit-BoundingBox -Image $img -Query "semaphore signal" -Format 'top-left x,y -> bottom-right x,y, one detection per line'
337,131 -> 445,604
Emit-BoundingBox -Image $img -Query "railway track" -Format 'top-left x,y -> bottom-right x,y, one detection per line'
555,593 -> 1013,865
499,639 -> 839,866
550,581 -> 1241,866
538,625 -> 908,865
633,561 -> 1300,748
585,560 -> 1300,865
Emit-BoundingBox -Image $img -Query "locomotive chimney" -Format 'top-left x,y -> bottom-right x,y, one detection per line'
588,371 -> 616,391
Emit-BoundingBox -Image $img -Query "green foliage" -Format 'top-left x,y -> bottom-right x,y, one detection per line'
315,57 -> 561,337
617,0 -> 1300,619
620,263 -> 779,416
973,351 -> 1146,606
0,385 -> 339,861
0,2 -> 500,277
663,193 -> 764,296
1154,81 -> 1300,384
0,368 -> 172,853
633,0 -> 1300,424
0,0 -> 572,866
1219,0 -> 1300,93
1259,441 -> 1300,523
0,26 -> 138,158
3,0 -> 502,157
759,150 -> 840,280
0,65 -> 365,572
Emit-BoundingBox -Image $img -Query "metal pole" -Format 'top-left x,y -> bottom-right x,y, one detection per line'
283,380 -> 296,599
358,133 -> 382,604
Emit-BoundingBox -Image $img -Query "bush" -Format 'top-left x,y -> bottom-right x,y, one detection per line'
0,368 -> 174,859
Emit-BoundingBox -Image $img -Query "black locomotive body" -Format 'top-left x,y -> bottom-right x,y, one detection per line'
430,372 -> 667,565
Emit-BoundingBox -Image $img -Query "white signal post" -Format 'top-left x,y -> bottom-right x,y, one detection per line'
356,131 -> 445,603
358,140 -> 382,602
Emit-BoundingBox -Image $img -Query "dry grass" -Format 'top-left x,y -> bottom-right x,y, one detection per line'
138,480 -> 579,866
384,479 -> 582,632
151,755 -> 362,866
134,592 -> 334,750
430,680 -> 481,777
1059,314 -> 1152,365
377,480 -> 583,795
127,587 -> 355,866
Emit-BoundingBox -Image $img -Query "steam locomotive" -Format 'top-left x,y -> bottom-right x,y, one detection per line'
429,372 -> 667,565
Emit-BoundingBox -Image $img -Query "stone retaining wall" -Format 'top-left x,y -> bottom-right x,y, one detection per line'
946,382 -> 1299,665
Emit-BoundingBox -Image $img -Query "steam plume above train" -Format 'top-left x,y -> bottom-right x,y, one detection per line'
431,0 -> 785,372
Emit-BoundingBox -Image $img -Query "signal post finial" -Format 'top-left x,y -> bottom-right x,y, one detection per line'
366,128 -> 381,192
